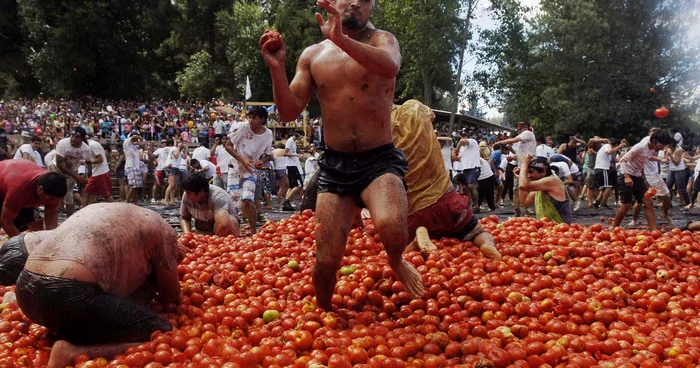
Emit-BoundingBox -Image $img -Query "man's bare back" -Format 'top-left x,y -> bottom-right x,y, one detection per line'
305,33 -> 396,152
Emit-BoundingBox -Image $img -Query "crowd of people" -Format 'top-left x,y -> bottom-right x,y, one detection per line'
0,0 -> 697,366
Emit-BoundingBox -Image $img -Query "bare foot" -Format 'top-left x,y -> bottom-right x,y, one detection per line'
480,244 -> 502,260
48,340 -> 80,368
391,259 -> 424,298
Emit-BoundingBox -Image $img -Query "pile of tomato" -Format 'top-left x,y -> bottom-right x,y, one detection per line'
3,210 -> 700,367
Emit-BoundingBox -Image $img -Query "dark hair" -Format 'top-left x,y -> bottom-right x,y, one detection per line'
200,141 -> 209,148
610,138 -> 621,146
72,127 -> 87,139
528,156 -> 552,176
181,173 -> 209,193
294,130 -> 304,137
249,106 -> 269,122
30,136 -> 42,143
650,131 -> 674,146
189,159 -> 200,168
536,135 -> 545,144
453,173 -> 467,185
166,139 -> 174,146
37,172 -> 68,198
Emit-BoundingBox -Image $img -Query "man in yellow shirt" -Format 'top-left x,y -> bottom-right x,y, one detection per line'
301,100 -> 501,260
392,100 -> 500,259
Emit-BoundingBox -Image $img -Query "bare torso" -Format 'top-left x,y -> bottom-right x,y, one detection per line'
24,203 -> 175,293
308,31 -> 395,153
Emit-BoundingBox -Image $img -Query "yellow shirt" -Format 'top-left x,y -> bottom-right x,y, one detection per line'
391,100 -> 451,215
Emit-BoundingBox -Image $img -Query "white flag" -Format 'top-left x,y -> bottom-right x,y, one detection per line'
245,76 -> 252,100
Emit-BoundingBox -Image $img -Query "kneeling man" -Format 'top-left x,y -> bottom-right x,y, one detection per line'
518,155 -> 573,224
14,203 -> 183,368
180,174 -> 240,237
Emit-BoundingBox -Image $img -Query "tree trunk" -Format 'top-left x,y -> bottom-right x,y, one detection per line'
449,0 -> 477,133
422,70 -> 432,107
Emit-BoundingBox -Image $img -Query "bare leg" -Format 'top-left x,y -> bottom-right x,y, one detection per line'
613,202 -> 633,228
286,187 -> 302,202
241,200 -> 257,234
688,221 -> 700,231
314,193 -> 357,310
48,340 -> 140,368
361,174 -> 424,298
643,197 -> 658,231
631,202 -> 642,223
65,203 -> 75,217
277,178 -> 289,207
468,184 -> 479,212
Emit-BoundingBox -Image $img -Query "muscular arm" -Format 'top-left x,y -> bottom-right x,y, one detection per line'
44,205 -> 58,230
180,217 -> 192,234
270,48 -> 316,122
55,154 -> 82,182
332,30 -> 401,80
0,205 -> 21,237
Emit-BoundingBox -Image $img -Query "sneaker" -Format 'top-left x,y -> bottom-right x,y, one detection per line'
573,201 -> 581,212
601,203 -> 611,209
593,201 -> 600,209
282,200 -> 294,211
257,213 -> 266,222
150,198 -> 157,204
628,220 -> 637,227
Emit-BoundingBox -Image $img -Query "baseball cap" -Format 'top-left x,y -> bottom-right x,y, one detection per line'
71,127 -> 87,139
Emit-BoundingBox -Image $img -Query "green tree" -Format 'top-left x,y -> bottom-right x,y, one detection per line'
373,0 -> 463,108
176,50 -> 215,100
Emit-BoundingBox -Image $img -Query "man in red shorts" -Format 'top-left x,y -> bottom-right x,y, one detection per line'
392,100 -> 500,259
81,135 -> 114,206
0,160 -> 67,237
303,100 -> 501,260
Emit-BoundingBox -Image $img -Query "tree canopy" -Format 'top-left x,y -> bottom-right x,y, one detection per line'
2,0 -> 697,138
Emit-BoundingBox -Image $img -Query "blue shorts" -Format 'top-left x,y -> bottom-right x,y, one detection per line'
228,175 -> 257,210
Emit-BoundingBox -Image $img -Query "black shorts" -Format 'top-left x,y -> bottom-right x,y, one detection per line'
317,143 -> 408,200
0,205 -> 38,234
287,166 -> 303,189
618,174 -> 647,204
462,168 -> 481,185
595,169 -> 614,189
15,270 -> 172,345
0,234 -> 29,286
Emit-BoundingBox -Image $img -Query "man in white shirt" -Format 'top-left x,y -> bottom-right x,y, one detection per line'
51,127 -> 92,217
210,136 -> 231,189
630,127 -> 672,226
225,107 -> 273,234
213,119 -> 225,139
13,136 -> 44,167
593,138 -> 626,208
191,142 -> 210,162
190,159 -> 217,179
613,131 -> 674,231
81,135 -> 113,206
282,131 -> 304,211
454,131 -> 481,211
151,139 -> 172,203
123,134 -> 144,205
535,135 -> 555,158
303,147 -> 320,187
497,121 -> 537,216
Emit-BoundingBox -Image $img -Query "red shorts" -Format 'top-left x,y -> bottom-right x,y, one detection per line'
155,170 -> 165,186
84,172 -> 112,198
407,189 -> 476,239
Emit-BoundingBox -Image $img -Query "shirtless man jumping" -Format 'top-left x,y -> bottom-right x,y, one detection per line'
260,0 -> 423,310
